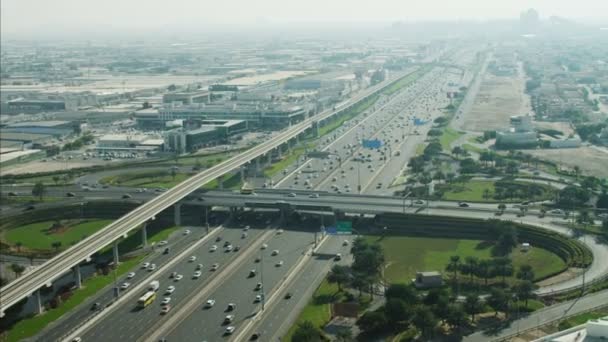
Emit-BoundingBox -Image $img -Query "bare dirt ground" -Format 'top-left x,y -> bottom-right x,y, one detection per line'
527,146 -> 608,178
1,159 -> 110,176
533,121 -> 576,137
463,62 -> 532,132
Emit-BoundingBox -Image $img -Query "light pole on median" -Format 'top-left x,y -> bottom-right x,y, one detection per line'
260,251 -> 265,311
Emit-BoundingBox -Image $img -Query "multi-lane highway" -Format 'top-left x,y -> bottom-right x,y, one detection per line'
273,66 -> 456,196
32,223 -> 216,342
0,67 -> 417,315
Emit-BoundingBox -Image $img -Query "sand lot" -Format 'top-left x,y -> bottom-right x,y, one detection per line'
527,146 -> 608,178
533,121 -> 575,136
463,63 -> 531,132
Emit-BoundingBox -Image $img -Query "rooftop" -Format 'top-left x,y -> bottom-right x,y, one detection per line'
7,120 -> 71,128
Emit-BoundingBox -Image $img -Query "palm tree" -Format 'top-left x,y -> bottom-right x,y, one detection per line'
11,263 -> 25,278
464,256 -> 479,284
32,181 -> 46,201
51,241 -> 62,252
464,294 -> 482,321
327,265 -> 351,292
498,203 -> 507,213
446,256 -> 461,291
516,264 -> 535,282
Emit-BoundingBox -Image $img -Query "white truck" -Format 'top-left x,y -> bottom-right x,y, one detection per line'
148,280 -> 160,292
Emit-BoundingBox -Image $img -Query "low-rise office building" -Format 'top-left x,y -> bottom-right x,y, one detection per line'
2,120 -> 75,137
136,102 -> 309,130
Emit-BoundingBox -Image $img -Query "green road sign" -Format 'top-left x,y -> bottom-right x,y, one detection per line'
336,221 -> 352,234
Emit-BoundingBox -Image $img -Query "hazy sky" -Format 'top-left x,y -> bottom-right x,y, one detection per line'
2,0 -> 607,37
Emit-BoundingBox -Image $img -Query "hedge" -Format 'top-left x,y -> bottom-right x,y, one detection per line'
374,214 -> 592,268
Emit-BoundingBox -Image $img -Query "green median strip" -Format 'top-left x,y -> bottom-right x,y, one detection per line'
5,255 -> 145,342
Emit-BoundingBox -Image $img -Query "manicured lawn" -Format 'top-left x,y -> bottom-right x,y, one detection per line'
319,95 -> 378,137
149,226 -> 180,244
6,255 -> 145,342
415,143 -> 426,156
264,145 -> 313,177
440,127 -> 463,150
382,66 -> 431,96
4,219 -> 113,251
285,280 -> 340,341
441,180 -> 496,202
365,236 -> 566,284
1,196 -> 63,204
558,308 -> 608,330
462,143 -> 486,154
440,180 -> 554,203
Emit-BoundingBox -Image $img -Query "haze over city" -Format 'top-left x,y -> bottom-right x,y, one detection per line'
2,0 -> 608,38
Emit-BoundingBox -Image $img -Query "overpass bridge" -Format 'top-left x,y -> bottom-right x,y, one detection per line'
0,68 -> 421,316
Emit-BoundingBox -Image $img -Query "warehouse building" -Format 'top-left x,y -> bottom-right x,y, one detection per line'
2,120 -> 75,137
136,102 -> 308,130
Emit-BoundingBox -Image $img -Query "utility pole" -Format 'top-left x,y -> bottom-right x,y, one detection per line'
260,251 -> 265,311
204,206 -> 209,235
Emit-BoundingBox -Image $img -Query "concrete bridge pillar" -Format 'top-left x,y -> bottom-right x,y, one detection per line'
312,121 -> 321,138
266,153 -> 272,166
255,157 -> 261,174
240,168 -> 245,183
113,241 -> 120,265
73,265 -> 82,289
35,289 -> 43,314
277,146 -> 283,158
217,175 -> 224,190
174,203 -> 182,226
142,223 -> 148,248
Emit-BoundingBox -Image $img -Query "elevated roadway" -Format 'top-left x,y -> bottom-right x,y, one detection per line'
0,68 -> 418,315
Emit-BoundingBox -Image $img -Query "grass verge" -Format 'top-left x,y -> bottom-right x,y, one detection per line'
365,235 -> 565,285
4,219 -> 113,252
5,255 -> 145,342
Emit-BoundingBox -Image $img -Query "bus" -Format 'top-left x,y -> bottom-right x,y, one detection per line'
240,182 -> 254,195
138,291 -> 157,308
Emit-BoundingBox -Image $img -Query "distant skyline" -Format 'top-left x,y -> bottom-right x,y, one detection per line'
2,0 -> 607,38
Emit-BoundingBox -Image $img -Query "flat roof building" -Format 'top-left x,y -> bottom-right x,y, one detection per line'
136,102 -> 308,130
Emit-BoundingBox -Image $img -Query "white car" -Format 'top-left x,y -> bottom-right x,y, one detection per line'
147,264 -> 156,271
162,297 -> 171,305
225,326 -> 235,335
211,263 -> 219,271
271,250 -> 279,256
120,282 -> 130,289
158,240 -> 168,246
127,272 -> 136,279
224,315 -> 235,323
174,274 -> 183,281
205,299 -> 216,308
244,225 -> 250,231
343,240 -> 349,246
210,245 -> 218,252
261,244 -> 268,250
276,261 -> 284,267
166,286 -> 175,294
141,262 -> 150,269
277,229 -> 284,234
188,256 -> 197,262
193,271 -> 202,279
183,229 -> 191,235
254,295 -> 262,303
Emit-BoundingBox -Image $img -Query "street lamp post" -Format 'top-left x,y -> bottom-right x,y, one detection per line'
357,163 -> 361,194
260,251 -> 265,311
